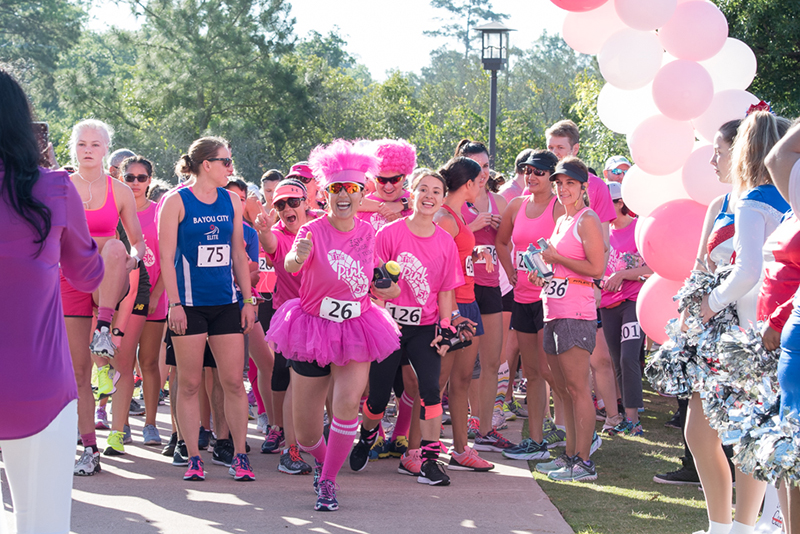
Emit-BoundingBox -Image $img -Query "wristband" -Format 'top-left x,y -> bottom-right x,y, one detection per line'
112,328 -> 124,337
439,317 -> 451,329
294,254 -> 303,265
169,302 -> 182,309
451,310 -> 461,319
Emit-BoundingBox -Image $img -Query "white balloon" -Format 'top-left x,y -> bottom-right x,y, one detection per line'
700,38 -> 757,92
692,89 -> 760,143
615,0 -> 676,31
562,2 -> 627,56
620,165 -> 690,217
598,29 -> 664,90
597,83 -> 660,134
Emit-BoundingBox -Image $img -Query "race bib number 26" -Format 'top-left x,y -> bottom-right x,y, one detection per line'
320,297 -> 361,323
258,257 -> 274,273
198,245 -> 230,267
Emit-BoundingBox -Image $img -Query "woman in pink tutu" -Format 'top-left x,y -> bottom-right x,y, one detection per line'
266,139 -> 401,512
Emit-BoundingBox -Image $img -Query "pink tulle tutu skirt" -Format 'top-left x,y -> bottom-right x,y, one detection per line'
266,298 -> 400,367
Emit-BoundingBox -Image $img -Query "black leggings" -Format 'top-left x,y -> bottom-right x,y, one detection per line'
365,324 -> 442,420
272,351 -> 290,392
600,300 -> 644,409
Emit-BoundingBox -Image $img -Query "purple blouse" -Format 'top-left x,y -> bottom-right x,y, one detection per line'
0,163 -> 104,439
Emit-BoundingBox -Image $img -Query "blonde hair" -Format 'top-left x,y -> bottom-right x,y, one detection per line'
69,119 -> 113,165
730,111 -> 791,192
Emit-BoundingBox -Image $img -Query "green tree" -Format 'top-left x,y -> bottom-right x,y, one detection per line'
424,0 -> 508,59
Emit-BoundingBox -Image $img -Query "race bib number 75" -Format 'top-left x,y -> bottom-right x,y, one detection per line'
198,245 -> 230,267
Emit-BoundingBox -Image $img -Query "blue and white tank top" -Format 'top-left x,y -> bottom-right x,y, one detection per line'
707,193 -> 735,267
175,187 -> 237,307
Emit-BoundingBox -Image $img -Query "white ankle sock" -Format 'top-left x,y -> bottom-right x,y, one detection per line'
707,520 -> 733,534
726,521 -> 754,534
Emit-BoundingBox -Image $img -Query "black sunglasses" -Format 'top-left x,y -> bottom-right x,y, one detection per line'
288,174 -> 313,184
376,174 -> 404,185
124,173 -> 150,183
521,166 -> 548,177
207,157 -> 233,167
274,197 -> 305,211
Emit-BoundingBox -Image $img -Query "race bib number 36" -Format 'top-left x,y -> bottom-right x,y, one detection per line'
320,297 -> 361,323
198,245 -> 230,267
541,277 -> 568,299
386,303 -> 422,326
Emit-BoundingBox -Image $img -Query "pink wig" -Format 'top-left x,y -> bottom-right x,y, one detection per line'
308,139 -> 380,187
372,138 -> 417,176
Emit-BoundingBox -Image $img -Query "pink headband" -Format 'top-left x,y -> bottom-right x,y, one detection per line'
326,169 -> 368,186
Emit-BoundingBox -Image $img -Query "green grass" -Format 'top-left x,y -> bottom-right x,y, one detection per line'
525,385 -> 709,534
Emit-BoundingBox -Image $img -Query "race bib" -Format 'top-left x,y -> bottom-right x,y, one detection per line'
515,250 -> 527,271
320,297 -> 361,323
474,245 -> 497,265
258,257 -> 274,273
386,303 -> 422,326
541,277 -> 568,299
197,244 -> 230,267
620,321 -> 641,342
465,256 -> 474,277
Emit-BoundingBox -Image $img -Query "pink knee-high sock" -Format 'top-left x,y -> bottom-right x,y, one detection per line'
391,391 -> 414,440
321,417 -> 359,484
298,435 -> 327,465
247,358 -> 265,414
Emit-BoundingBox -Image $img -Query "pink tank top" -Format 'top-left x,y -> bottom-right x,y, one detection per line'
461,194 -> 500,287
512,195 -> 558,304
443,205 -> 476,304
542,208 -> 596,321
84,176 -> 119,237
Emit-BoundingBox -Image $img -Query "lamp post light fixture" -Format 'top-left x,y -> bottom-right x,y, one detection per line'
475,22 -> 513,167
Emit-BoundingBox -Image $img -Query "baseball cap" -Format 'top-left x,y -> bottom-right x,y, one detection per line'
285,162 -> 314,183
549,160 -> 588,183
521,151 -> 559,172
604,155 -> 631,171
607,181 -> 622,200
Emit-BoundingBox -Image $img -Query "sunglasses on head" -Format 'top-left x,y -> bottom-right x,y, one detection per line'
521,166 -> 547,177
326,182 -> 362,195
290,174 -> 313,184
123,173 -> 149,183
274,197 -> 305,211
610,168 -> 627,175
207,157 -> 233,168
376,174 -> 404,185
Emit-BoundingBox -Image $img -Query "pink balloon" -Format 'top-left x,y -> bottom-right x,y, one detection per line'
659,1 -> 728,61
692,89 -> 759,143
628,115 -> 695,175
615,0 -> 676,31
640,198 -> 706,280
551,0 -> 609,12
599,29 -> 664,90
636,274 -> 684,344
563,2 -> 627,55
652,60 -> 714,121
682,144 -> 732,205
620,165 -> 690,217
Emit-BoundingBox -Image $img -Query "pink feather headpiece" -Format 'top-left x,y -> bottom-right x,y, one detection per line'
371,138 -> 417,176
308,139 -> 380,187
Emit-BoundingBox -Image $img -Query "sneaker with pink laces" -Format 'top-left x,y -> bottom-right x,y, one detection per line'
447,446 -> 494,472
398,448 -> 422,476
473,428 -> 516,452
183,455 -> 205,481
467,417 -> 480,439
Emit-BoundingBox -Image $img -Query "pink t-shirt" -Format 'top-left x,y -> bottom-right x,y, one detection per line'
137,202 -> 168,319
461,194 -> 500,287
357,192 -> 413,232
587,173 -> 616,224
294,216 -> 379,318
511,195 -> 558,304
376,218 -> 463,326
543,208 -> 596,321
600,219 -> 645,309
500,180 -> 524,203
267,220 -> 302,310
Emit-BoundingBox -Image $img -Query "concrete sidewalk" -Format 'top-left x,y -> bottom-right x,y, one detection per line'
2,404 -> 573,534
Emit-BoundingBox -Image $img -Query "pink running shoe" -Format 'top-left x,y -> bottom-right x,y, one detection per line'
229,453 -> 255,481
447,446 -> 494,472
183,455 -> 205,481
398,449 -> 422,476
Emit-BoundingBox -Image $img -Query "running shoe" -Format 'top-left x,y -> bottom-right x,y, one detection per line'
143,424 -> 161,446
173,440 -> 189,466
198,426 -> 211,450
504,399 -> 528,419
383,436 -> 408,458
90,326 -> 116,359
162,432 -> 178,456
279,444 -> 312,475
123,424 -> 132,444
474,428 -> 516,452
368,436 -> 386,461
398,449 -> 422,476
95,364 -> 120,399
129,399 -> 145,416
595,406 -> 607,422
535,453 -> 572,474
184,455 -> 205,481
213,439 -> 234,467
349,430 -> 377,472
442,412 -> 451,425
602,414 -> 625,435
447,446 -> 494,472
104,430 -> 125,456
94,406 -> 109,430
256,412 -> 269,434
542,419 -> 567,447
229,453 -> 255,481
315,480 -> 339,511
664,412 -> 681,429
589,432 -> 602,457
74,448 -> 101,476
493,408 -> 508,430
467,417 -> 480,439
653,464 -> 701,485
261,425 -> 284,454
313,460 -> 323,495
548,456 -> 597,482
418,459 -> 451,486
502,438 -> 549,461
502,402 -> 517,421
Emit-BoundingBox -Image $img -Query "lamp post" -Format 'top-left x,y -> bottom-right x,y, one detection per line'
475,22 -> 513,167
